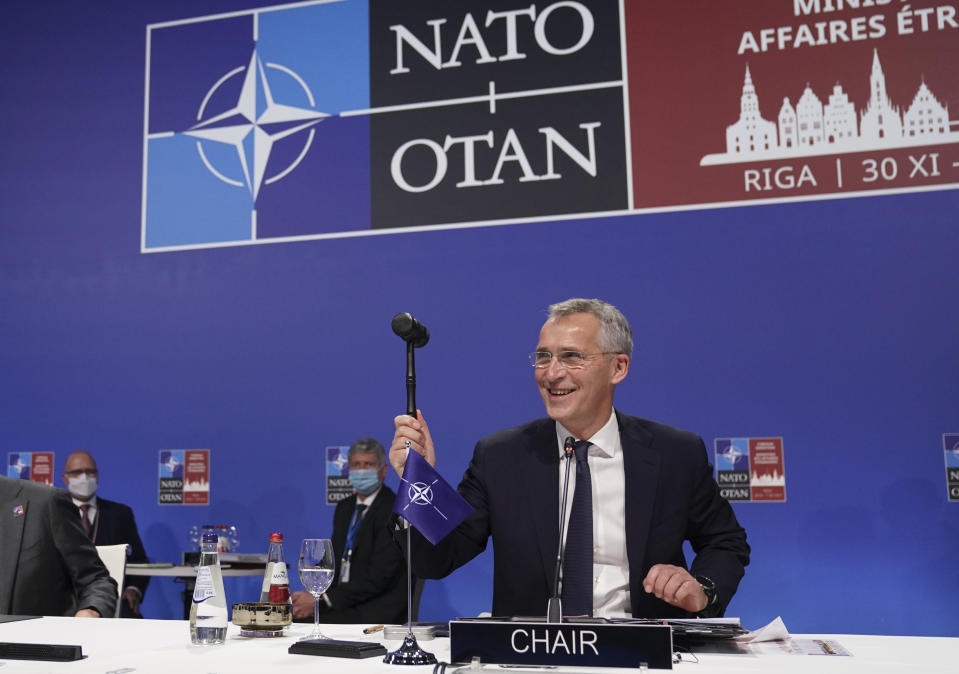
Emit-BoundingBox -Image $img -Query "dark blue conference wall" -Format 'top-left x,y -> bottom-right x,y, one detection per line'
1,1 -> 957,636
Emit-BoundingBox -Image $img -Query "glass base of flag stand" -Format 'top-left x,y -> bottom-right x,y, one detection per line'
383,632 -> 436,666
384,525 -> 437,666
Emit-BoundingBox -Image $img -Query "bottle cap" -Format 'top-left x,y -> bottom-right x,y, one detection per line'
269,532 -> 283,542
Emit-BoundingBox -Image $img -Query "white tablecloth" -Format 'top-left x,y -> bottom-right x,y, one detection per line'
0,617 -> 956,673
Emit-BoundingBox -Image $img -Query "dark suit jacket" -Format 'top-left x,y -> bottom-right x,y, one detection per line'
407,411 -> 750,618
0,476 -> 117,617
316,485 -> 408,624
88,497 -> 150,616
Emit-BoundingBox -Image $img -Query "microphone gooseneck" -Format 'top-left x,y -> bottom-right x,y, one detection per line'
547,436 -> 577,623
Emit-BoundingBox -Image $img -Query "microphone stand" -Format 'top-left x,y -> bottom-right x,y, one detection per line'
384,337 -> 436,666
547,439 -> 576,623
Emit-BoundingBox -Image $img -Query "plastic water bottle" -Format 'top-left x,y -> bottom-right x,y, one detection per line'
190,532 -> 228,645
259,532 -> 291,604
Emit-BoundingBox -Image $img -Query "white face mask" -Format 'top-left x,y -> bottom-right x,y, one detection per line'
67,475 -> 97,499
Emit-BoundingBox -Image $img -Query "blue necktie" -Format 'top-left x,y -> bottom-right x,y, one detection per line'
561,440 -> 593,617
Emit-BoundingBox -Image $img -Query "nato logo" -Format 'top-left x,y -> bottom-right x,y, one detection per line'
326,446 -> 349,477
715,438 -> 749,471
945,433 -> 959,501
159,450 -> 184,478
945,434 -> 959,466
6,453 -> 30,480
143,0 -> 370,251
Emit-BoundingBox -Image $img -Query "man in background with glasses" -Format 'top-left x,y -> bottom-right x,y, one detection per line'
62,451 -> 150,617
391,298 -> 749,619
292,438 -> 409,624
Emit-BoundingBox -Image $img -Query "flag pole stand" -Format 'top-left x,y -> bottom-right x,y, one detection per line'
383,524 -> 435,665
384,336 -> 436,666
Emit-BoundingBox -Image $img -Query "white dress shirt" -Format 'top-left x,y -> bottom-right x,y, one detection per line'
356,485 -> 381,509
556,410 -> 631,617
71,494 -> 98,530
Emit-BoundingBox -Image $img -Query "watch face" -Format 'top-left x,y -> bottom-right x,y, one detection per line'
695,575 -> 717,603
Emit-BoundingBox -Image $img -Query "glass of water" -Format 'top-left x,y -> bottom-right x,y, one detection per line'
298,538 -> 335,640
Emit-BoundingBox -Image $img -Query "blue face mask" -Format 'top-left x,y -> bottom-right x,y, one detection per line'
348,468 -> 381,495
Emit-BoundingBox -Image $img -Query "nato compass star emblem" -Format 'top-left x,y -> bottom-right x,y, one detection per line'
721,444 -> 744,466
8,455 -> 30,479
184,49 -> 327,201
160,451 -> 182,477
716,438 -> 749,471
401,479 -> 450,521
327,447 -> 349,476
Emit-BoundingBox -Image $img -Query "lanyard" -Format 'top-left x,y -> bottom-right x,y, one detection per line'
343,504 -> 367,561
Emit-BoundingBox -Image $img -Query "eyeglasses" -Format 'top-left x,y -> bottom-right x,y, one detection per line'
64,468 -> 98,477
528,351 -> 617,369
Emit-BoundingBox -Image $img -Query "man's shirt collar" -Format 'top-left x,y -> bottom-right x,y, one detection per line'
555,409 -> 619,458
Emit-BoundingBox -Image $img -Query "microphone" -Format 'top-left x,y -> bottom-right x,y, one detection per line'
547,436 -> 577,623
391,312 -> 430,348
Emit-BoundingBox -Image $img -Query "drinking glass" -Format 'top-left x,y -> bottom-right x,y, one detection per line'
298,538 -> 335,640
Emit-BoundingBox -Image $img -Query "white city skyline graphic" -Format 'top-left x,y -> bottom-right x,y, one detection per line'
751,470 -> 785,487
184,476 -> 210,492
701,49 -> 958,166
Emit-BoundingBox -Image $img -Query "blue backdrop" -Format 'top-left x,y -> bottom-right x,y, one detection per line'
1,0 -> 956,637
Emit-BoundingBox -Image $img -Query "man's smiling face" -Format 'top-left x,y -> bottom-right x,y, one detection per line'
534,312 -> 629,440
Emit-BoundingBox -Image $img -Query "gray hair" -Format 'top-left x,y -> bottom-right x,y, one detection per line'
547,298 -> 633,358
348,438 -> 386,465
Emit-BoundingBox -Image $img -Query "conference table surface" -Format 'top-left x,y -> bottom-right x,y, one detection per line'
0,616 -> 956,673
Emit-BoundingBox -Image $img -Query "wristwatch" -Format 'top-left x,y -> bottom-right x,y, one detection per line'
695,575 -> 719,617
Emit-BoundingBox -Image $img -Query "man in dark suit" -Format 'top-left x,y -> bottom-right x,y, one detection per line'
291,438 -> 408,624
0,475 -> 117,617
391,298 -> 750,619
62,451 -> 150,618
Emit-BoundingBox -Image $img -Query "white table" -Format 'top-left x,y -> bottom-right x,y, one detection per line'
125,564 -> 266,578
126,564 -> 267,619
0,617 -> 956,673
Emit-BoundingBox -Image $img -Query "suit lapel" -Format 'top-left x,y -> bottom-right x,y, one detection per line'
0,481 -> 28,613
618,412 -> 660,585
92,498 -> 109,542
356,488 -> 386,543
520,421 -> 561,592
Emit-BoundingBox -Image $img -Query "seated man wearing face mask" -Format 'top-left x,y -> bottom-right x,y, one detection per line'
62,451 -> 150,618
291,438 -> 408,624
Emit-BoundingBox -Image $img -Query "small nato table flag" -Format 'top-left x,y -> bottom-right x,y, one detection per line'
394,448 -> 472,545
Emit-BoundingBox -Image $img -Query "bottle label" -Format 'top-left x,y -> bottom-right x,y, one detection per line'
268,584 -> 290,603
193,566 -> 215,603
270,564 -> 289,585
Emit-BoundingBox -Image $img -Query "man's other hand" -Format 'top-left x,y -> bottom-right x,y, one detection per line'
642,564 -> 708,613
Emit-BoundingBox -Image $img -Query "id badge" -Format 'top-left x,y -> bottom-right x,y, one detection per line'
340,560 -> 350,584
